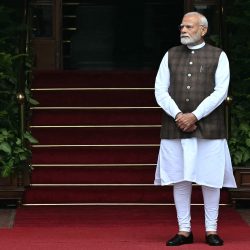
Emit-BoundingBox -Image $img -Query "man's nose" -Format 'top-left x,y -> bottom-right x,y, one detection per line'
180,26 -> 188,33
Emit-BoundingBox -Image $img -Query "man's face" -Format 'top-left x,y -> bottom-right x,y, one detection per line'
180,15 -> 207,46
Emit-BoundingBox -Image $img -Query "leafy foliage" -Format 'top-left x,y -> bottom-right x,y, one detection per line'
0,5 -> 38,177
229,94 -> 250,165
226,0 -> 250,166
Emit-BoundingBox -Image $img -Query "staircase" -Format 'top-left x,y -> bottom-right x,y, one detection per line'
23,70 -> 231,206
24,70 -> 164,205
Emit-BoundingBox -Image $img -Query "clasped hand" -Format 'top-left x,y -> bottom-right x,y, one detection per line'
175,113 -> 197,132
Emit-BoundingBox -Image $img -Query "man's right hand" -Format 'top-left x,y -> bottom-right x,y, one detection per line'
175,113 -> 197,132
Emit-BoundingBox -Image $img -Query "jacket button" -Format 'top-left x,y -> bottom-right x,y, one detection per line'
186,98 -> 190,102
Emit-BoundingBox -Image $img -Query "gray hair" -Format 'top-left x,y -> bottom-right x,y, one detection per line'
184,12 -> 208,28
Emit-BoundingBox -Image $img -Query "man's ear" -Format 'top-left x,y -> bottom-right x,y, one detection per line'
201,26 -> 208,37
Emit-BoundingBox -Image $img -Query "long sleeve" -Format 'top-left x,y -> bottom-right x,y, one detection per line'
154,52 -> 182,119
192,51 -> 230,120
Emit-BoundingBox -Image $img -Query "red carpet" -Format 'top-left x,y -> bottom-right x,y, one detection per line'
27,70 -> 163,205
31,109 -> 162,126
32,89 -> 157,107
24,185 -> 230,204
27,70 -> 231,205
0,206 -> 249,249
31,127 -> 160,145
32,70 -> 156,88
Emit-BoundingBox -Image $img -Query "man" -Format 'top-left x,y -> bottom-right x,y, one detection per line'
154,12 -> 236,246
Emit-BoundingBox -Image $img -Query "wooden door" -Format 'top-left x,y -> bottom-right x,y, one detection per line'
31,0 -> 62,69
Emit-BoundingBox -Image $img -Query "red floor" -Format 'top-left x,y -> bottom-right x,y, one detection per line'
0,205 -> 249,250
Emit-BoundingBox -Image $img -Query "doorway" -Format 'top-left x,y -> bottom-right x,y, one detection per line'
62,0 -> 184,69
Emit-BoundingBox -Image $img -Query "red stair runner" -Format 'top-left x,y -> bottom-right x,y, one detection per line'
24,70 -> 230,205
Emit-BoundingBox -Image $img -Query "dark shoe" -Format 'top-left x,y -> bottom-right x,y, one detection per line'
205,234 -> 224,246
166,232 -> 193,246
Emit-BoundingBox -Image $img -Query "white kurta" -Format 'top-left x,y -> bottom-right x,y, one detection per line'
154,42 -> 237,189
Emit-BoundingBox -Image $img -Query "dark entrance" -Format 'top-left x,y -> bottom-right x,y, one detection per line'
63,0 -> 183,69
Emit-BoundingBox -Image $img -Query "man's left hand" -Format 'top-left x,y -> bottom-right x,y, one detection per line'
175,113 -> 198,132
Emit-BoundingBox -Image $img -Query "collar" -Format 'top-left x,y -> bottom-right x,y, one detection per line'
187,42 -> 205,50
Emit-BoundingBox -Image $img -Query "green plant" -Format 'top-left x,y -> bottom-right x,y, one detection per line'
0,52 -> 38,177
226,0 -> 250,166
229,94 -> 250,165
0,5 -> 38,177
0,129 -> 36,177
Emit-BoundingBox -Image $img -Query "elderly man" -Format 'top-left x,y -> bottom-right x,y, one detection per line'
154,12 -> 236,246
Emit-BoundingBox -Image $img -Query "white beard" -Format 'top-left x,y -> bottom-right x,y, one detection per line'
180,33 -> 201,45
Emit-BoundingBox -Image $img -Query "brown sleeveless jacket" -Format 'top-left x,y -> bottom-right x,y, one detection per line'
160,44 -> 227,139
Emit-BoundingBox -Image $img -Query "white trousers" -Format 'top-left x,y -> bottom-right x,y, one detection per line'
173,181 -> 220,232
